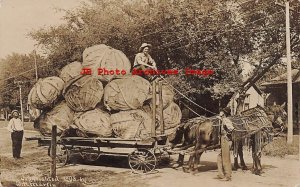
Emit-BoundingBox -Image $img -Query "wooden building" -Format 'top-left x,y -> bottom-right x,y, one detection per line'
229,84 -> 265,115
261,69 -> 300,128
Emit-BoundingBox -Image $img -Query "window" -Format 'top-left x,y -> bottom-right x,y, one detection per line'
244,103 -> 250,110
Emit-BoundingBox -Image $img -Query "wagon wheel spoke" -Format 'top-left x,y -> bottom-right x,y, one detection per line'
128,149 -> 156,174
144,163 -> 152,172
146,162 -> 156,166
130,159 -> 142,165
146,156 -> 156,161
55,144 -> 69,167
130,156 -> 141,161
80,147 -> 101,162
131,162 -> 141,169
144,159 -> 156,163
140,164 -> 144,173
136,164 -> 142,171
145,151 -> 151,157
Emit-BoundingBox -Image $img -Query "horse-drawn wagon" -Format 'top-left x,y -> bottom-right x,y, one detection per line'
26,78 -> 286,175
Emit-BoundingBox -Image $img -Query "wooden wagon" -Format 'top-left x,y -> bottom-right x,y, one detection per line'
26,80 -> 174,174
27,134 -> 170,173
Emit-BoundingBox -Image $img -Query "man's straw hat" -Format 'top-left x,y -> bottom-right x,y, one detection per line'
139,43 -> 152,52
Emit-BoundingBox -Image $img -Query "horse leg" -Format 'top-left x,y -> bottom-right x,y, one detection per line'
232,140 -> 242,170
178,152 -> 185,165
256,152 -> 262,175
187,142 -> 202,171
238,141 -> 248,170
172,152 -> 185,168
251,144 -> 261,175
185,151 -> 195,172
195,150 -> 204,171
253,153 -> 262,175
233,156 -> 239,171
184,146 -> 196,172
252,151 -> 258,174
251,136 -> 256,174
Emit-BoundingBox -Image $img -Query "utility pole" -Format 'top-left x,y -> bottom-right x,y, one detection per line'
34,50 -> 38,82
285,0 -> 293,144
15,81 -> 24,123
32,50 -> 41,120
276,0 -> 294,144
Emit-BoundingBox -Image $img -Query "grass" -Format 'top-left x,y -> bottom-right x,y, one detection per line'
263,135 -> 299,157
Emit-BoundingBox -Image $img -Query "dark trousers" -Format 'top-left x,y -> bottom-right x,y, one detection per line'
11,131 -> 24,158
217,135 -> 232,178
133,65 -> 156,81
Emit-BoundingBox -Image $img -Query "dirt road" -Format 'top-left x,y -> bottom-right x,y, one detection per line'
0,124 -> 299,187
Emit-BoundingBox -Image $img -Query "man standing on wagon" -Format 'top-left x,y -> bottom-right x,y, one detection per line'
7,110 -> 24,159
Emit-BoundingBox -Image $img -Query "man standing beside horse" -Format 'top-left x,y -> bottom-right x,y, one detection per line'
217,107 -> 234,181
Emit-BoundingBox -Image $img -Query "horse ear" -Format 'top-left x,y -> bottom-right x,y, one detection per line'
281,102 -> 286,108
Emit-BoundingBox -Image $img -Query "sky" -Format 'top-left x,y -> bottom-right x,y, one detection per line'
0,0 -> 88,59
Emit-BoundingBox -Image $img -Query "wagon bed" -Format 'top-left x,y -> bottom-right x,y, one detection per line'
26,134 -> 170,173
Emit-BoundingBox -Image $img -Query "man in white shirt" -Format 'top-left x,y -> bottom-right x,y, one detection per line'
216,107 -> 233,181
7,110 -> 24,159
133,43 -> 157,70
132,43 -> 159,81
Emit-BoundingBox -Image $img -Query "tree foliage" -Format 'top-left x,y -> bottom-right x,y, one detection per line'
0,52 -> 47,108
2,0 -> 298,114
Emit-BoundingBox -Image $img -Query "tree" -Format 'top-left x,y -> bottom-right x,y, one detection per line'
29,0 -> 300,115
0,52 -> 47,111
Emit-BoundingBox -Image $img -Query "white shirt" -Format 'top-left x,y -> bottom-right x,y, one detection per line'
133,52 -> 157,69
7,118 -> 24,132
222,117 -> 234,132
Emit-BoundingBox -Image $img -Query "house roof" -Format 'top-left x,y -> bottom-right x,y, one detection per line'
261,69 -> 300,86
251,84 -> 263,95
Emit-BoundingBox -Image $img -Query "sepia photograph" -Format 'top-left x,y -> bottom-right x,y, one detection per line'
0,0 -> 299,186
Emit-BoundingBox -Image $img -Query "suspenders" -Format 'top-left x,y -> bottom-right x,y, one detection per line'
12,119 -> 17,131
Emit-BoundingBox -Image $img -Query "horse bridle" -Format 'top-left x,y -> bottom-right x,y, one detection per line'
266,109 -> 286,127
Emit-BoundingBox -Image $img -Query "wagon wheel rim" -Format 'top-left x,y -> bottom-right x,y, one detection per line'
55,144 -> 69,167
79,147 -> 101,162
128,149 -> 156,174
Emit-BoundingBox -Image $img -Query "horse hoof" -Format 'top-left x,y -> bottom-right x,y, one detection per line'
232,165 -> 240,171
255,171 -> 261,176
182,166 -> 190,173
252,169 -> 261,176
241,166 -> 249,170
233,164 -> 240,171
171,163 -> 182,168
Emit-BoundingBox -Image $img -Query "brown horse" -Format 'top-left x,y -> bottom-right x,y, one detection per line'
169,104 -> 286,175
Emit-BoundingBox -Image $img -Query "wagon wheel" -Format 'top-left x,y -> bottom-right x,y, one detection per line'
56,144 -> 69,166
79,147 -> 101,162
48,144 -> 69,167
128,149 -> 157,174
